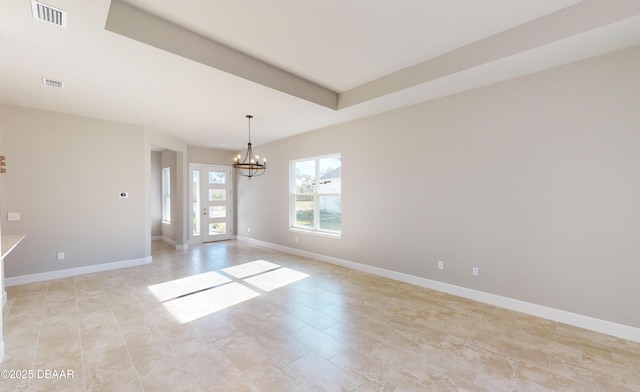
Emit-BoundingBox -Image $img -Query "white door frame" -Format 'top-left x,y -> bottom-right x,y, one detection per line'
188,163 -> 234,244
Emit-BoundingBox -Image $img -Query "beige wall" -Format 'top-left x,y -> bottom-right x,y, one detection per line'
149,131 -> 188,247
0,106 -> 4,359
237,45 -> 640,328
160,149 -> 177,241
150,151 -> 162,237
0,105 -> 147,277
187,145 -> 236,166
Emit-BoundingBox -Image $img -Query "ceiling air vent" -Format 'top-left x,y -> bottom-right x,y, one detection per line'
42,77 -> 64,89
31,1 -> 67,28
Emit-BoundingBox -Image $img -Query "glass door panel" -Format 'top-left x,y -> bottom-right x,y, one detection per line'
209,206 -> 226,218
209,189 -> 226,201
209,222 -> 227,235
190,165 -> 232,243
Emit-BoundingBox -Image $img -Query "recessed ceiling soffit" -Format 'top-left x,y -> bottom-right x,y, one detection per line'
105,0 -> 640,111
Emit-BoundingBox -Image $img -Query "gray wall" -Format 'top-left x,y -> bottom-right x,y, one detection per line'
150,151 -> 162,237
0,106 -> 4,356
237,45 -> 640,328
149,132 -> 188,247
160,149 -> 177,241
0,105 -> 147,276
187,145 -> 236,166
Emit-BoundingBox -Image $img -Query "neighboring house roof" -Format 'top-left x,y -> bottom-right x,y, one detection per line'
320,167 -> 341,181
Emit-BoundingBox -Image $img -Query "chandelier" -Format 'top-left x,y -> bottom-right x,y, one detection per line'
233,115 -> 267,179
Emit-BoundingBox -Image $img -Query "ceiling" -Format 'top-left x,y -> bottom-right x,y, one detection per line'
1,0 -> 640,151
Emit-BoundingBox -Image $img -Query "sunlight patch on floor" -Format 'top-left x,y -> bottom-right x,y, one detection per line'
147,271 -> 231,301
222,259 -> 281,278
244,267 -> 309,292
162,282 -> 260,323
149,260 -> 310,323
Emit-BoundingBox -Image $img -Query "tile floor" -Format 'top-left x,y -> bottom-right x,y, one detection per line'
1,240 -> 639,391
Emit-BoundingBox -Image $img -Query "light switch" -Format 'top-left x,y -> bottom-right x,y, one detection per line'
8,212 -> 20,221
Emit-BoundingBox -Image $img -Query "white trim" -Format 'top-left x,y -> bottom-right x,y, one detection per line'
163,237 -> 176,246
189,163 -> 234,244
237,236 -> 640,343
152,236 -> 186,250
289,227 -> 342,239
162,166 -> 171,223
154,236 -> 176,246
2,290 -> 6,305
5,256 -> 152,287
0,341 -> 4,364
289,153 -> 342,234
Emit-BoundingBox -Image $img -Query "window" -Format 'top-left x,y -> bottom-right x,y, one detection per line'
192,169 -> 200,236
290,154 -> 341,236
162,167 -> 171,223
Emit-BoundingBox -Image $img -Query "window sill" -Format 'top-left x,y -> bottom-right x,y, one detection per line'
289,227 -> 342,239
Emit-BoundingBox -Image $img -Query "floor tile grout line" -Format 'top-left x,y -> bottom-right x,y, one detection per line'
124,272 -> 203,392
242,341 -> 316,392
471,365 -> 485,388
4,240 -> 640,391
26,280 -> 50,390
2,294 -> 16,325
97,271 -> 147,392
154,254 -> 315,389
74,276 -> 88,392
511,359 -> 520,378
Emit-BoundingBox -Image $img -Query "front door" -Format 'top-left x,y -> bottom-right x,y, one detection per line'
190,164 -> 233,243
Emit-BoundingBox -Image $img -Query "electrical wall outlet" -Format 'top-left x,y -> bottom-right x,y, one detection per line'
472,267 -> 479,276
437,260 -> 444,270
8,212 -> 20,221
57,251 -> 65,261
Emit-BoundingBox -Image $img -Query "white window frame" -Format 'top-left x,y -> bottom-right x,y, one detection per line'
289,153 -> 341,238
162,167 -> 171,223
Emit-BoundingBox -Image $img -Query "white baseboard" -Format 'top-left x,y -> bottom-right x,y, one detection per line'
152,236 -> 177,246
5,256 -> 153,287
237,236 -> 640,343
153,236 -> 188,250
